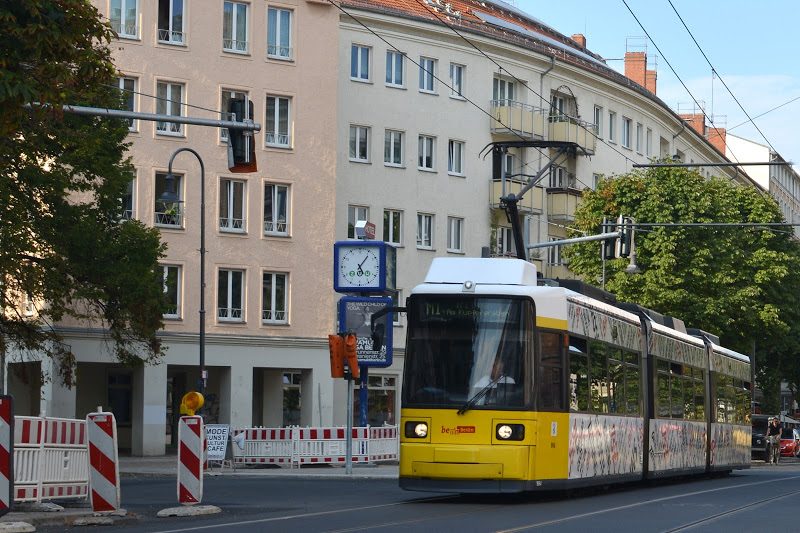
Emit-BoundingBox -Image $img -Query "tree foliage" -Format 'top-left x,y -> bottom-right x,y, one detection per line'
0,1 -> 167,384
565,167 -> 800,410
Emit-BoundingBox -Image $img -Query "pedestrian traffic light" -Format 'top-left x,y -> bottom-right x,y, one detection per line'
343,333 -> 360,380
601,217 -> 616,260
619,216 -> 634,258
328,334 -> 345,378
227,99 -> 257,173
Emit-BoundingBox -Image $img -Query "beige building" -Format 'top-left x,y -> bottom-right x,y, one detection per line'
8,0 -> 340,455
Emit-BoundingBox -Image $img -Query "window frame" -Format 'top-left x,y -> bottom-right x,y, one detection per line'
608,111 -> 617,143
220,89 -> 248,142
418,135 -> 435,171
446,216 -> 464,253
418,56 -> 436,93
348,205 -> 369,239
161,264 -> 182,319
264,182 -> 290,237
593,105 -> 603,138
219,177 -> 246,233
119,77 -> 137,131
350,44 -> 371,82
110,0 -> 139,39
267,6 -> 293,60
447,139 -> 465,176
349,125 -> 370,163
416,212 -> 433,249
223,0 -> 249,54
385,50 -> 404,87
154,172 -> 183,227
265,94 -> 292,148
449,63 -> 465,99
621,117 -> 632,149
384,129 -> 404,167
383,209 -> 403,245
262,271 -> 288,324
217,268 -> 245,322
157,0 -> 185,45
155,81 -> 185,136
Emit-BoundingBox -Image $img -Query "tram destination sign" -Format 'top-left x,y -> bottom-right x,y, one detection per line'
337,296 -> 393,368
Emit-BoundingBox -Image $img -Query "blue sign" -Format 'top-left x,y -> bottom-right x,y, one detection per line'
337,296 -> 393,368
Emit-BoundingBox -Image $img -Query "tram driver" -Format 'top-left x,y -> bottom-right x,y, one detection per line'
474,357 -> 516,389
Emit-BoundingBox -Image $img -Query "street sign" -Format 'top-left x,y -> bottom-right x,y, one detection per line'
337,296 -> 393,367
354,220 -> 376,240
205,424 -> 230,462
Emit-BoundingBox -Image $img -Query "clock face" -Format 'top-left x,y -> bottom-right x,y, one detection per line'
338,246 -> 381,288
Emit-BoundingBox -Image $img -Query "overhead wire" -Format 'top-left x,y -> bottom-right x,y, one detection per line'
666,0 -> 780,156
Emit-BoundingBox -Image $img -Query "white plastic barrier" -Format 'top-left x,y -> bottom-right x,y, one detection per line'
13,416 -> 89,503
231,425 -> 398,468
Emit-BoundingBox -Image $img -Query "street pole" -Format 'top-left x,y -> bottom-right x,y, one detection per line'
345,374 -> 354,475
165,148 -> 206,394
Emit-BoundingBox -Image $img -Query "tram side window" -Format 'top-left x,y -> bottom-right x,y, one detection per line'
589,341 -> 609,413
625,357 -> 641,415
568,337 -> 588,412
657,359 -> 670,418
656,359 -> 707,421
670,363 -> 684,419
608,350 -> 624,414
693,368 -> 706,420
538,331 -> 565,411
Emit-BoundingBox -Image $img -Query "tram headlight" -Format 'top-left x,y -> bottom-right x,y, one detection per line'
405,421 -> 428,438
495,423 -> 525,441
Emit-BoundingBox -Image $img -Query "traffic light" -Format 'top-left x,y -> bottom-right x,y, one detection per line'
328,335 -> 345,378
619,216 -> 634,258
343,333 -> 360,380
227,98 -> 257,173
601,217 -> 616,260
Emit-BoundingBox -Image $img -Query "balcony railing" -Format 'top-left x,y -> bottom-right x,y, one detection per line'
155,205 -> 183,227
547,187 -> 583,222
262,309 -> 287,323
218,307 -> 243,321
548,114 -> 597,154
489,100 -> 546,138
111,20 -> 138,38
266,132 -> 290,147
156,120 -> 183,135
264,220 -> 289,235
158,28 -> 185,44
267,44 -> 293,59
223,39 -> 249,53
220,216 -> 245,231
490,180 -> 544,214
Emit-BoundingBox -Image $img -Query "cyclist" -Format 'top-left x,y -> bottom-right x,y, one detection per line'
766,416 -> 782,464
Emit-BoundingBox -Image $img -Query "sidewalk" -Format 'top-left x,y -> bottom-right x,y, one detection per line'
119,454 -> 400,479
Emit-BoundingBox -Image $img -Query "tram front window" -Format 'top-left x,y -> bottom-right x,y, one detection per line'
403,295 -> 532,409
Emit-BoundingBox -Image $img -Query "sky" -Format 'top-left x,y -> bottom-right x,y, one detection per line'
513,0 -> 800,169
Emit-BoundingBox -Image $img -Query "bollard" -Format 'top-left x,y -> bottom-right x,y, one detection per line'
86,411 -> 120,512
177,416 -> 203,505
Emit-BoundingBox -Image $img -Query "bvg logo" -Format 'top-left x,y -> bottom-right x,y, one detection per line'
441,425 -> 475,435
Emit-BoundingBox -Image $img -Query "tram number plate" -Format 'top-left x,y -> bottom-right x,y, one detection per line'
551,421 -> 557,437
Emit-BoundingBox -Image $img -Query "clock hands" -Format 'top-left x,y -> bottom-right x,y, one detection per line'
357,255 -> 369,276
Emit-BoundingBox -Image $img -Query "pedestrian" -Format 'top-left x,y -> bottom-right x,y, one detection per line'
766,416 -> 782,464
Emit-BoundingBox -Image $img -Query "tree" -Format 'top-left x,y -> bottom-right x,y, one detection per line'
565,166 -> 800,409
0,1 -> 167,387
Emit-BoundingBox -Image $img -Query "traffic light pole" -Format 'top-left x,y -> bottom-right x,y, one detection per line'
526,230 -> 622,249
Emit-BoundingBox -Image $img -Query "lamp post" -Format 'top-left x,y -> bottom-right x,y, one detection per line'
159,148 -> 206,394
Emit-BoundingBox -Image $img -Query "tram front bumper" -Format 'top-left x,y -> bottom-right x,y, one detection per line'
400,443 -> 531,481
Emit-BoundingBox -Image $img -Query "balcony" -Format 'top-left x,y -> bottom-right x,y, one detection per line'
548,115 -> 597,154
490,100 -> 546,138
490,180 -> 544,214
547,187 -> 583,222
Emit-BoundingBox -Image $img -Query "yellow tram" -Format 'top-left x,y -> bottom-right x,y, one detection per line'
399,258 -> 751,493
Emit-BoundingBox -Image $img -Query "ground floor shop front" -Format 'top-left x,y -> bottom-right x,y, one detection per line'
5,329 -> 401,455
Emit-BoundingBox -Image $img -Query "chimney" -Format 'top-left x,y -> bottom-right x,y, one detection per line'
679,114 -> 706,137
707,127 -> 727,155
645,68 -> 657,94
624,52 -> 647,89
571,34 -> 586,48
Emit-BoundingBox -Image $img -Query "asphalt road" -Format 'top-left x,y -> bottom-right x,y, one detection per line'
38,462 -> 800,532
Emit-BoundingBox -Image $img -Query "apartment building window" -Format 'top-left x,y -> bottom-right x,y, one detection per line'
447,217 -> 464,253
348,205 -> 368,239
418,135 -> 435,171
495,226 -> 514,256
262,271 -> 288,324
162,265 -> 181,318
608,111 -> 617,143
158,0 -> 184,44
386,51 -> 404,87
155,172 -> 183,227
636,122 -> 643,153
417,213 -> 433,248
450,63 -> 465,98
266,95 -> 291,147
118,77 -> 137,131
493,78 -> 514,103
551,94 -> 565,118
621,117 -> 632,148
549,166 -> 573,188
383,209 -> 402,245
503,153 -> 517,180
110,0 -> 138,38
349,125 -> 370,162
419,57 -> 436,93
156,81 -> 184,135
264,183 -> 289,236
594,105 -> 603,137
384,129 -> 403,166
267,7 -> 292,60
220,90 -> 247,142
351,44 -> 370,81
223,1 -> 249,53
593,173 -> 603,189
218,269 -> 244,321
646,128 -> 653,157
547,237 -> 562,265
122,178 -> 135,221
219,178 -> 245,232
448,140 -> 464,175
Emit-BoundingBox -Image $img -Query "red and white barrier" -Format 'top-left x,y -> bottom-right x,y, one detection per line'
14,416 -> 88,503
178,416 -> 203,505
0,396 -> 13,516
231,425 -> 398,468
86,412 -> 120,512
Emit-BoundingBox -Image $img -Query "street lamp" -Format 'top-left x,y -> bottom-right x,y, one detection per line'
159,148 -> 207,394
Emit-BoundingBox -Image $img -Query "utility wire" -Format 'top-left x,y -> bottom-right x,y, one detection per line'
666,0 -> 780,156
620,0 -> 748,187
728,94 -> 800,131
105,82 -> 226,117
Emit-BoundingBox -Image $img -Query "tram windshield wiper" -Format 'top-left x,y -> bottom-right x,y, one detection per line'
457,375 -> 504,415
